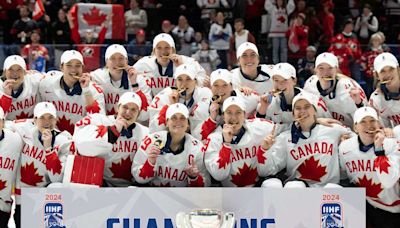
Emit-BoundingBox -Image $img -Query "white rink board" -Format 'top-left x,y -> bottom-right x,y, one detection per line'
22,188 -> 365,228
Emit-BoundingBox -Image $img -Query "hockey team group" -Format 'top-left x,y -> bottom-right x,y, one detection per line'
0,33 -> 399,227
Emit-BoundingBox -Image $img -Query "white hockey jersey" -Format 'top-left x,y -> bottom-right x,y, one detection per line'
0,72 -> 44,120
258,123 -> 352,187
0,129 -> 22,213
303,75 -> 368,127
148,87 -> 212,133
339,136 -> 400,213
369,89 -> 400,128
257,88 -> 332,131
90,68 -> 152,122
132,131 -> 210,187
231,64 -> 274,95
39,72 -> 106,134
203,118 -> 275,187
73,113 -> 149,187
7,119 -> 74,204
133,56 -> 206,96
192,89 -> 260,141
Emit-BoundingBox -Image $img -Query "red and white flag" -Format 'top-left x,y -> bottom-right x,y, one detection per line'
69,3 -> 125,43
32,0 -> 45,21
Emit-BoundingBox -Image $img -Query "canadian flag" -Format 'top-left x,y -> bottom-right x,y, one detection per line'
69,3 -> 125,43
32,0 -> 45,21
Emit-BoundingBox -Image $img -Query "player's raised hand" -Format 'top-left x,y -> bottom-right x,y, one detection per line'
115,116 -> 128,132
148,144 -> 161,165
42,129 -> 53,150
222,124 -> 234,144
2,79 -> 15,96
184,161 -> 199,178
261,124 -> 276,150
169,89 -> 180,104
79,73 -> 91,88
374,129 -> 385,148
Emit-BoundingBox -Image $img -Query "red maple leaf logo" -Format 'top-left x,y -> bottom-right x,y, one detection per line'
257,147 -> 267,164
217,146 -> 231,169
110,157 -> 133,181
277,15 -> 286,23
21,162 -> 44,186
231,163 -> 258,187
374,156 -> 391,174
357,175 -> 383,198
83,6 -> 107,26
45,152 -> 62,175
298,157 -> 327,182
16,111 -> 32,120
57,115 -> 75,134
157,105 -> 168,126
95,125 -> 108,138
107,108 -> 116,116
0,179 -> 7,191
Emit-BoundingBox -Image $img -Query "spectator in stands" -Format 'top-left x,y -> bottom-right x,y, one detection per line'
197,0 -> 230,35
318,1 -> 335,52
228,18 -> 256,70
125,0 -> 148,42
341,19 -> 362,81
192,39 -> 220,75
360,33 -> 384,97
328,34 -> 353,77
291,0 -> 306,20
20,31 -> 49,72
155,0 -> 187,25
160,19 -> 181,52
354,4 -> 379,45
191,31 -> 203,54
244,0 -> 265,40
209,12 -> 232,69
128,29 -> 152,64
172,15 -> 195,56
297,45 -> 316,87
0,0 -> 24,44
52,9 -> 71,67
375,31 -> 391,52
264,0 -> 295,64
287,13 -> 308,66
305,6 -> 322,46
10,5 -> 38,45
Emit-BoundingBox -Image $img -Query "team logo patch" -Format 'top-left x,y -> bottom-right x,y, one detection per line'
44,202 -> 66,228
321,203 -> 344,228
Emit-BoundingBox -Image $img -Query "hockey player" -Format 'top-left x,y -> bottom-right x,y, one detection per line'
339,107 -> 400,227
203,96 -> 275,187
369,52 -> 400,128
148,64 -> 212,133
73,92 -> 149,186
257,93 -> 353,188
192,69 -> 260,141
90,44 -> 151,121
0,107 -> 23,227
10,102 -> 75,228
0,55 -> 43,120
231,42 -> 274,95
132,103 -> 210,187
303,52 -> 367,127
133,33 -> 206,96
257,62 -> 331,130
39,50 -> 105,134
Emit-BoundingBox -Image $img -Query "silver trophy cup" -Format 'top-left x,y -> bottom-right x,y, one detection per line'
176,209 -> 235,228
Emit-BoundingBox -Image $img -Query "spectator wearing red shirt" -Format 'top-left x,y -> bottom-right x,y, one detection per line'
244,0 -> 265,40
341,19 -> 362,82
287,13 -> 308,65
328,34 -> 353,77
318,1 -> 334,51
20,31 -> 49,72
0,0 -> 24,44
360,33 -> 383,97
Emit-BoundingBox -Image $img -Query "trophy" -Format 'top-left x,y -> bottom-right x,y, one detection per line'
176,209 -> 235,228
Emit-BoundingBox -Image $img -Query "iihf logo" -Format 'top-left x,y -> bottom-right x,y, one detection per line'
321,203 -> 344,228
44,202 -> 66,228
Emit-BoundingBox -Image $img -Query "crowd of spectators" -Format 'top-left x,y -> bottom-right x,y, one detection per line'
1,0 -> 400,95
